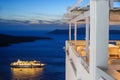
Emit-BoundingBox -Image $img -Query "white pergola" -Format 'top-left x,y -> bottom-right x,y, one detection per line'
62,0 -> 120,80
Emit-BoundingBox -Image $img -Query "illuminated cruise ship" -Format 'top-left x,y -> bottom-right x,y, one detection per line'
62,0 -> 120,80
11,59 -> 45,68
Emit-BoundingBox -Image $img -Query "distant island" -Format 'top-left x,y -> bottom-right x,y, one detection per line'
0,34 -> 52,47
48,27 -> 120,34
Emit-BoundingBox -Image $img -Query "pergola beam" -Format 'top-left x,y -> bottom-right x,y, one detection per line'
67,0 -> 83,13
114,0 -> 120,2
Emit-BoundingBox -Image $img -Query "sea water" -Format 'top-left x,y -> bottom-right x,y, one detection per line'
0,30 -> 120,80
0,30 -> 68,80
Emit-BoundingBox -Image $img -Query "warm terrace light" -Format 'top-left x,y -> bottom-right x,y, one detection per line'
110,10 -> 120,24
63,0 -> 120,80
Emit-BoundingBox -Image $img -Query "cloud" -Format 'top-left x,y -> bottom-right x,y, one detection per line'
33,12 -> 62,21
0,7 -> 64,25
0,18 -> 30,25
9,13 -> 62,24
28,19 -> 42,24
10,14 -> 31,21
34,13 -> 62,17
0,18 -> 63,25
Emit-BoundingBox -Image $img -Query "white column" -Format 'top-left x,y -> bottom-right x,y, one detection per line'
90,0 -> 109,80
86,17 -> 90,59
110,0 -> 114,9
74,22 -> 77,44
69,23 -> 72,41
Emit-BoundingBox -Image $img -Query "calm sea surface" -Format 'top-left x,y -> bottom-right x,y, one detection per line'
0,30 -> 68,80
0,30 -> 120,80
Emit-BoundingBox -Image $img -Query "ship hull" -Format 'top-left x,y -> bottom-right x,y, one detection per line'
11,65 -> 44,68
10,60 -> 45,68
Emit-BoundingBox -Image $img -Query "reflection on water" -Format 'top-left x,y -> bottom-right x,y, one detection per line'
11,68 -> 43,80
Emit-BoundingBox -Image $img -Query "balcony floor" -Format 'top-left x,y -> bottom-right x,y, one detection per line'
69,40 -> 120,64
68,40 -> 120,80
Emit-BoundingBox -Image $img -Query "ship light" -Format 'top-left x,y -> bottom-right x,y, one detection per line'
41,64 -> 45,66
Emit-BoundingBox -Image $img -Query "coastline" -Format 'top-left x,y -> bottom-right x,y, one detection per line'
0,34 -> 53,47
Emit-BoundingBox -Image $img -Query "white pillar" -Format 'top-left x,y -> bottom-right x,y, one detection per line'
74,22 -> 77,44
86,17 -> 90,59
110,0 -> 114,9
69,23 -> 72,41
90,0 -> 109,80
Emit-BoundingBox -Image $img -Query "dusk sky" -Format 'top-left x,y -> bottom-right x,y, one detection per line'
0,0 -> 119,30
0,0 -> 90,23
0,0 -> 87,30
0,0 -> 76,22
